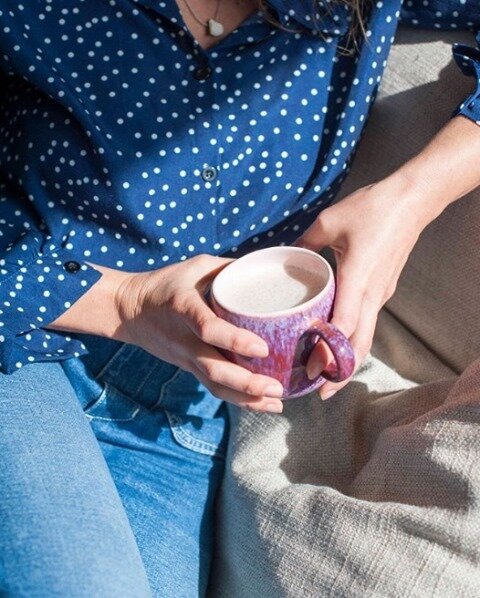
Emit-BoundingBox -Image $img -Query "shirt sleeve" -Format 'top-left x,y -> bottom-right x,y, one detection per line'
452,33 -> 480,126
0,186 -> 102,373
400,0 -> 480,127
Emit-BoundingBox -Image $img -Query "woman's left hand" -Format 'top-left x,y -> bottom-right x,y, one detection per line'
293,116 -> 480,399
293,177 -> 432,400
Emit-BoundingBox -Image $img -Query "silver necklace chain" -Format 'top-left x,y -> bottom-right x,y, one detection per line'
180,0 -> 222,29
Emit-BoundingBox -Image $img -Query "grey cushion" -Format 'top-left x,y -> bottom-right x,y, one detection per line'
338,27 -> 480,377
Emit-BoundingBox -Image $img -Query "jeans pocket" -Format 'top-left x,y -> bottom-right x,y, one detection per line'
165,410 -> 228,459
160,368 -> 229,459
83,382 -> 144,422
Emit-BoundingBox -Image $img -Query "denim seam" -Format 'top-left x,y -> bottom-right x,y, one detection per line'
94,343 -> 133,381
84,383 -> 141,422
0,248 -> 65,286
166,411 -> 225,458
132,359 -> 169,401
95,344 -> 172,402
151,367 -> 183,410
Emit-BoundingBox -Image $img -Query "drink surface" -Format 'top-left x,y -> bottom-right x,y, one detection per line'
219,264 -> 326,314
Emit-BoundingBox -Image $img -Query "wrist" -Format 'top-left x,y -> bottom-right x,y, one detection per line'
48,264 -> 137,341
92,265 -> 138,340
373,167 -> 449,230
375,117 -> 480,228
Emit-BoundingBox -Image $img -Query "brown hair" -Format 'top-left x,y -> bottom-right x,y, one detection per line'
257,0 -> 370,47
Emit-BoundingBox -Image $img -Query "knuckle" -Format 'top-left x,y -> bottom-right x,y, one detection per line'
191,252 -> 208,262
166,291 -> 187,315
229,335 -> 246,355
196,316 -> 215,341
193,253 -> 222,267
197,252 -> 212,264
363,291 -> 380,309
202,361 -> 222,384
334,315 -> 356,338
357,340 -> 372,358
315,211 -> 329,230
241,376 -> 261,396
385,282 -> 398,301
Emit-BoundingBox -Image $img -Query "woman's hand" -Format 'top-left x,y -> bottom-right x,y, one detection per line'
293,178 -> 429,400
50,254 -> 284,413
296,116 -> 480,399
293,115 -> 480,400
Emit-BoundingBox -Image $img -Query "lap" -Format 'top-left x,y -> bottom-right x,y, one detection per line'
66,337 -> 228,596
1,338 -> 228,598
0,360 -> 151,598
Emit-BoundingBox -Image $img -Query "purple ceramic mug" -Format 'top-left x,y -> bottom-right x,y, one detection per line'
209,246 -> 355,399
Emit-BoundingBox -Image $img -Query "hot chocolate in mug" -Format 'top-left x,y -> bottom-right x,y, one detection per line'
209,246 -> 355,399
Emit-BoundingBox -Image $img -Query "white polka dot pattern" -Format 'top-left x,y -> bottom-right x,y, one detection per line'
0,0 -> 479,373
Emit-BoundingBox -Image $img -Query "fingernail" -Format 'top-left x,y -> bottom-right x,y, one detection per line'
264,383 -> 284,398
264,402 -> 283,414
252,343 -> 269,358
306,360 -> 325,380
320,390 -> 336,401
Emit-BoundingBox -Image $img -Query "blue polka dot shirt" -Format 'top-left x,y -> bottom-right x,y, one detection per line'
1,0 -> 479,373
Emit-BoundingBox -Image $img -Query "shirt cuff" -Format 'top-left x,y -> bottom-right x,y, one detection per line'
0,230 -> 102,373
452,33 -> 480,126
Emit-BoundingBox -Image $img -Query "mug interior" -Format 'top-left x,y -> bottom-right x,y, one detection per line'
211,246 -> 332,317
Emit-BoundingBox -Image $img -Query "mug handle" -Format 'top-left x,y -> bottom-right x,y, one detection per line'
304,321 -> 355,383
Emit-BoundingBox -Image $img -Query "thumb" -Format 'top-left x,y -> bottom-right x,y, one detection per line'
292,210 -> 336,252
187,254 -> 235,293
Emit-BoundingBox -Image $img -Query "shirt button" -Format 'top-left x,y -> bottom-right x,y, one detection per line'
201,166 -> 217,182
193,65 -> 212,81
63,261 -> 81,273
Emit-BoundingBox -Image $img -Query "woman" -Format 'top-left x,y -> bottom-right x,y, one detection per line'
1,0 -> 479,595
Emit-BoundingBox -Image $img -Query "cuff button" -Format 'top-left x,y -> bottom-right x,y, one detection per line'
63,260 -> 81,273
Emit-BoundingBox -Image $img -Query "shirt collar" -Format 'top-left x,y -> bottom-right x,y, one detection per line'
132,0 -> 350,39
266,0 -> 350,36
130,0 -> 274,52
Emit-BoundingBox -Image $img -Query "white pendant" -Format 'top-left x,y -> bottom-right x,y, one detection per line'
207,18 -> 224,37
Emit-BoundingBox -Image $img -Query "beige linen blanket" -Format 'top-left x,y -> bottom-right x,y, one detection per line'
210,27 -> 480,598
211,356 -> 480,597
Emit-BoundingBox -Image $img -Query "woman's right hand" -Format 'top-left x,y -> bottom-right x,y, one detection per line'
50,254 -> 284,413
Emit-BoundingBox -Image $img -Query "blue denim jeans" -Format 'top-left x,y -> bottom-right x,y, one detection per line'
0,335 -> 228,597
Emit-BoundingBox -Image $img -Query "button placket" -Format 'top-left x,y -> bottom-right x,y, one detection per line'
63,260 -> 81,273
193,65 -> 212,81
201,165 -> 217,182
191,51 -> 222,200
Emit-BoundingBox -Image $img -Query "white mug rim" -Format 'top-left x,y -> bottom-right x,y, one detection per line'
210,246 -> 334,319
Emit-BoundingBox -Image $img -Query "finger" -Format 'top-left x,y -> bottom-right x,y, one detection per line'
189,364 -> 284,414
191,339 -> 284,398
329,258 -> 368,340
307,259 -> 366,380
186,295 -> 270,358
306,339 -> 333,380
383,259 -> 407,304
186,254 -> 235,291
320,293 -> 380,400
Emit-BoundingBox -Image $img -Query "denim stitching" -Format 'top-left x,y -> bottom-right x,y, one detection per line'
0,248 -> 64,286
91,351 -> 224,451
151,366 -> 183,410
95,344 -> 170,401
85,407 -> 140,423
132,356 -> 173,401
94,343 -> 133,381
166,411 -> 225,458
84,383 -> 141,422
